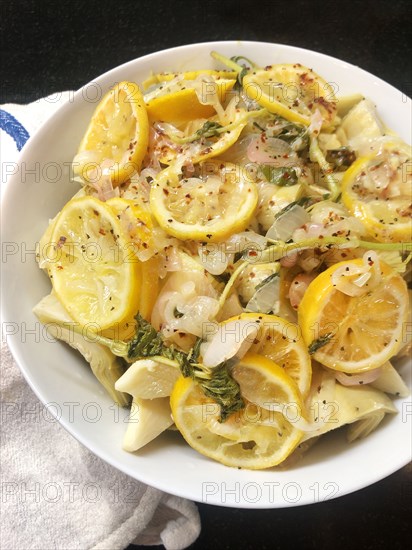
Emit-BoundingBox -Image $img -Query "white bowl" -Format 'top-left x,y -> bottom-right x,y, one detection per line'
2,41 -> 411,508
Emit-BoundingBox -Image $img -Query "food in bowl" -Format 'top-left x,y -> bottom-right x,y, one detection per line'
33,50 -> 411,470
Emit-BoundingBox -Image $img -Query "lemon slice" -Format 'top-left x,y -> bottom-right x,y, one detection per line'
224,313 -> 312,397
105,196 -> 153,246
170,353 -> 303,469
150,163 -> 258,242
243,64 -> 337,127
76,81 -> 149,186
49,196 -> 140,329
105,196 -> 159,321
158,107 -> 249,166
145,78 -> 236,123
142,69 -> 238,89
298,259 -> 409,372
342,142 -> 412,242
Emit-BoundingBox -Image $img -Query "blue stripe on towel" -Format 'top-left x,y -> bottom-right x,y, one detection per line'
0,109 -> 30,151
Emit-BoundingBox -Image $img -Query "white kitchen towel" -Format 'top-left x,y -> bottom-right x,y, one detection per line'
0,95 -> 201,550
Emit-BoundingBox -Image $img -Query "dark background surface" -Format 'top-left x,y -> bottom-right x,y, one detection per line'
1,1 -> 411,549
1,0 -> 412,103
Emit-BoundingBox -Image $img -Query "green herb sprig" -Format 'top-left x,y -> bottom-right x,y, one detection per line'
78,314 -> 244,422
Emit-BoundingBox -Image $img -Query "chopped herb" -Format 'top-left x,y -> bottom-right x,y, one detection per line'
308,333 -> 333,354
195,121 -> 223,139
79,313 -> 244,422
261,165 -> 298,186
199,362 -> 244,421
272,117 -> 309,150
229,55 -> 258,85
230,55 -> 258,68
326,147 -> 356,171
235,67 -> 249,88
165,108 -> 267,144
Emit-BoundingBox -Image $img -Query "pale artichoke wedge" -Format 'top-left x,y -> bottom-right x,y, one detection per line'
33,293 -> 130,407
302,365 -> 397,443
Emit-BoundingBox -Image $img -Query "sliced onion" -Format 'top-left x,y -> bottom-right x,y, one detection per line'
239,89 -> 261,111
309,200 -> 347,223
151,290 -> 179,331
162,246 -> 183,272
288,272 -> 317,310
297,250 -> 323,272
155,121 -> 184,140
331,263 -> 368,296
198,243 -> 231,275
201,318 -> 260,368
280,250 -> 299,268
362,250 -> 382,287
331,250 -> 381,296
352,271 -> 371,288
178,296 -> 220,338
152,277 -> 219,341
308,109 -> 323,136
335,367 -> 382,386
293,202 -> 366,241
292,223 -> 326,242
225,230 -> 267,256
324,218 -> 366,239
124,169 -> 154,208
247,135 -> 295,165
152,270 -> 218,333
266,204 -> 310,242
220,134 -> 258,164
165,269 -> 218,297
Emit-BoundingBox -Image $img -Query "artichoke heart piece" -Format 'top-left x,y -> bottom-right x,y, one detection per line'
115,358 -> 180,399
371,362 -> 410,398
338,98 -> 385,154
122,397 -> 174,452
302,366 -> 397,443
33,293 -> 129,407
